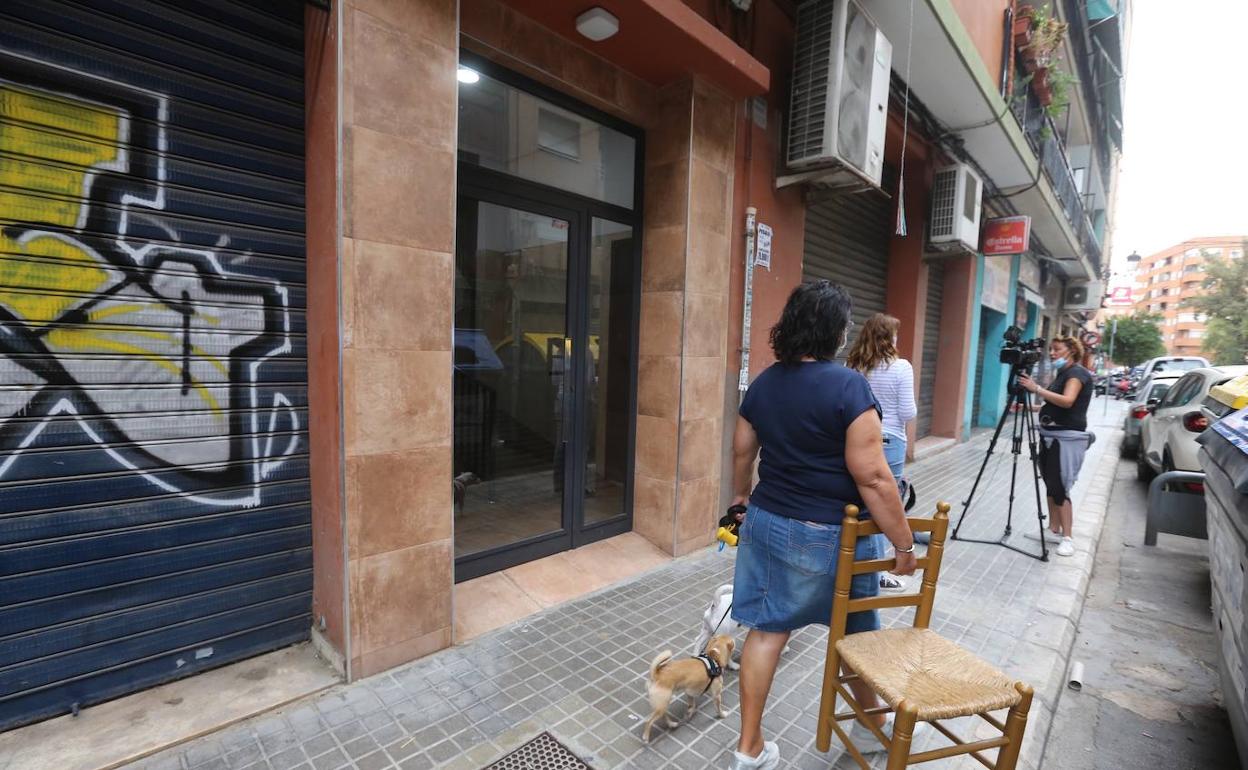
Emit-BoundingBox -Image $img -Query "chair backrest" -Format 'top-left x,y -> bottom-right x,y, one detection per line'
828,502 -> 951,643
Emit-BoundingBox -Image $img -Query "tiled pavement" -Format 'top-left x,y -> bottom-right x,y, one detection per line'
125,401 -> 1128,770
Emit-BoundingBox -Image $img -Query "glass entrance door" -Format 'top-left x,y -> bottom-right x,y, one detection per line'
454,198 -> 575,576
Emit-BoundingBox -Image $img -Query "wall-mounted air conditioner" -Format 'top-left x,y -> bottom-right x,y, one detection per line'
780,0 -> 891,190
928,163 -> 982,253
1063,281 -> 1104,311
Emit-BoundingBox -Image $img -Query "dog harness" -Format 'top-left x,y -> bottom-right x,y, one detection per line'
694,653 -> 723,695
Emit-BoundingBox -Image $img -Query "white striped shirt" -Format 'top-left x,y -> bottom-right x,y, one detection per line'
865,358 -> 917,437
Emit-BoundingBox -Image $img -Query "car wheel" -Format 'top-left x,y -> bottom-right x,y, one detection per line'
1136,447 -> 1155,482
1120,436 -> 1136,459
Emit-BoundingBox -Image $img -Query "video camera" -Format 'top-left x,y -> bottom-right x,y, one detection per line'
999,325 -> 1046,390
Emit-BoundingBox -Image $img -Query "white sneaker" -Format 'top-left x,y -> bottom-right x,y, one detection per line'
879,574 -> 907,593
847,714 -> 933,754
729,740 -> 779,770
1056,537 -> 1075,557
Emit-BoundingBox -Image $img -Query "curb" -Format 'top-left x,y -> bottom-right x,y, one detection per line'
1017,427 -> 1123,770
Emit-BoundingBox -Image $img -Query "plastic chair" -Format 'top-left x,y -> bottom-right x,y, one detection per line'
816,503 -> 1034,769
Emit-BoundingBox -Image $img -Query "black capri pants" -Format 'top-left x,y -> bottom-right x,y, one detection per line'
1037,439 -> 1069,505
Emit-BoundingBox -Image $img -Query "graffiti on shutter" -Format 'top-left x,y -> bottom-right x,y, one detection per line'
0,56 -> 299,500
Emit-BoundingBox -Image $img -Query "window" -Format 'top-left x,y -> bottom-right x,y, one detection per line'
1232,249 -> 1243,259
1160,302 -> 1168,310
1191,329 -> 1205,338
1160,373 -> 1202,408
1185,248 -> 1200,258
458,67 -> 638,209
1183,264 -> 1201,274
1146,382 -> 1173,402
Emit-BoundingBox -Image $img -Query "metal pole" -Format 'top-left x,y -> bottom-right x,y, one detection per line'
1103,316 -> 1117,416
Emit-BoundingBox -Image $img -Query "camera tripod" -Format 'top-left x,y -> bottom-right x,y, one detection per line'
951,377 -> 1049,561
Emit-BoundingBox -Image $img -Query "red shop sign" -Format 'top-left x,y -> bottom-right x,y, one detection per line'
981,216 -> 1032,256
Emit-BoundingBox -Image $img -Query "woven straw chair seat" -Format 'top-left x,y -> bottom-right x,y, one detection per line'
836,628 -> 1022,720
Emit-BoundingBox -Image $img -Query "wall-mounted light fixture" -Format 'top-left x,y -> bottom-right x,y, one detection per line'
457,66 -> 480,84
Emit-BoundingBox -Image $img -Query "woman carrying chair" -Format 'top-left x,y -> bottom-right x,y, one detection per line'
727,281 -> 922,770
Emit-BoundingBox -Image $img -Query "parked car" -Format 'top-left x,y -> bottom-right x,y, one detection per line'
1120,372 -> 1183,458
1138,365 -> 1248,486
1137,355 -> 1210,382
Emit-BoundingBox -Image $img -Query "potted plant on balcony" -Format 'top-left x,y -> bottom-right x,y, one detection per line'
1014,3 -> 1036,49
1031,66 -> 1053,105
1019,4 -> 1068,72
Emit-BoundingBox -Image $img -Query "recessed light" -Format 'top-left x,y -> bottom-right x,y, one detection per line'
576,7 -> 619,42
457,66 -> 480,84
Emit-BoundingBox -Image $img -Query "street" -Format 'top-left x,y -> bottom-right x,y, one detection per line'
1043,456 -> 1239,768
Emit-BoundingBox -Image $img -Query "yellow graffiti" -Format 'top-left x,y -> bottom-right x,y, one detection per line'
0,85 -> 231,419
0,85 -> 122,324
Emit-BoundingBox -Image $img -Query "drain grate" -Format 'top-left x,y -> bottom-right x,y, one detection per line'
483,732 -> 594,769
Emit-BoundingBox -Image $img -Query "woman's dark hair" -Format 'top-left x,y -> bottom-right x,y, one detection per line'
769,280 -> 853,365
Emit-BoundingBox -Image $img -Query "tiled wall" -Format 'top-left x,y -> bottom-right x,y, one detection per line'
340,0 -> 458,678
636,79 -> 738,556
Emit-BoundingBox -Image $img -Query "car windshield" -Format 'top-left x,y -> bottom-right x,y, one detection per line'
1152,360 -> 1204,373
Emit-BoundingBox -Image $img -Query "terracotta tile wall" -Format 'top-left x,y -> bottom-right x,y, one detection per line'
339,0 -> 457,679
636,79 -> 738,556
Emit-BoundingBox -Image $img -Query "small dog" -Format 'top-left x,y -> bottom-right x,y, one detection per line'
642,634 -> 734,742
692,584 -> 789,669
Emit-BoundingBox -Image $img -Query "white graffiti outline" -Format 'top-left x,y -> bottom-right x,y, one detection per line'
0,53 -> 300,505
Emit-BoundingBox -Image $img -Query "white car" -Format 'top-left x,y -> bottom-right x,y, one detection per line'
1120,371 -> 1184,458
1138,366 -> 1248,484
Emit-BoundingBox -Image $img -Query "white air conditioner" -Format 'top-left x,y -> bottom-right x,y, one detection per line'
928,163 -> 982,253
781,0 -> 891,189
1064,280 -> 1104,311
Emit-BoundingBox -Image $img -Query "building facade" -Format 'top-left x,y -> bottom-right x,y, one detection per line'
1131,236 -> 1246,359
0,0 -> 1127,731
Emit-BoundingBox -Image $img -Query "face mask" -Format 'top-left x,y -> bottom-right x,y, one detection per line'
1052,357 -> 1067,370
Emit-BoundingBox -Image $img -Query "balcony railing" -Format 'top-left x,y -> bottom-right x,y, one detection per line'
1010,83 -> 1103,277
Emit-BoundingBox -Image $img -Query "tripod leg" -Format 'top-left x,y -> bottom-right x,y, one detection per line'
1005,402 -> 1023,536
1023,395 -> 1049,561
953,396 -> 1017,539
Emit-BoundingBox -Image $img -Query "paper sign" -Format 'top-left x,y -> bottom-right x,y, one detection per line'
755,223 -> 772,270
982,216 -> 1032,256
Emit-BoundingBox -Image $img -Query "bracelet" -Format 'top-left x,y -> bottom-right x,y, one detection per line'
896,543 -> 916,554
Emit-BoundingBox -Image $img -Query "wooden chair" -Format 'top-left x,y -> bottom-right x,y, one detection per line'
816,502 -> 1034,769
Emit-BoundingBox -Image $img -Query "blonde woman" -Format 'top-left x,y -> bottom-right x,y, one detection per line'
847,314 -> 917,592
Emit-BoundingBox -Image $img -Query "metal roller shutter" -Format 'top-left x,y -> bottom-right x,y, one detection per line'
916,262 -> 945,437
0,1 -> 310,729
801,191 -> 892,347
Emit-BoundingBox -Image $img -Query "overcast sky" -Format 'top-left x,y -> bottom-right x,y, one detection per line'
1108,0 -> 1247,280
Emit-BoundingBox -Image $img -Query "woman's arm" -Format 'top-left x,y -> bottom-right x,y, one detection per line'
1019,372 -> 1084,409
845,409 -> 917,575
897,360 -> 917,424
731,416 -> 761,506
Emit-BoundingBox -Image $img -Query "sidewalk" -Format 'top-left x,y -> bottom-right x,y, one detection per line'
123,400 -> 1128,770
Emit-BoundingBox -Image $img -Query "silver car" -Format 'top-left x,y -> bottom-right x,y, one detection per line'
1120,372 -> 1183,458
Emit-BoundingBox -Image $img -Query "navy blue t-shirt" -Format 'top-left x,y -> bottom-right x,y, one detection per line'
740,361 -> 882,524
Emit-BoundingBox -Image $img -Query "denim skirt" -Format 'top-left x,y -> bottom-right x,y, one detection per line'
731,503 -> 883,634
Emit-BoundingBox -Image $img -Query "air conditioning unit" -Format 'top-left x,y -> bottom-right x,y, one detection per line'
781,0 -> 892,189
1064,280 -> 1104,311
928,164 -> 982,253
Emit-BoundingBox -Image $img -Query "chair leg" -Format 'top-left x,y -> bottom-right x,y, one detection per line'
995,683 -> 1034,769
886,703 -> 917,770
816,650 -> 843,752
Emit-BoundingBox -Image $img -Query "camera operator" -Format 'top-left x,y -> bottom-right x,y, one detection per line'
1017,336 -> 1095,557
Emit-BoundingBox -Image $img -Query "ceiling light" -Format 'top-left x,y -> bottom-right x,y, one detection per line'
457,66 -> 480,84
576,7 -> 619,42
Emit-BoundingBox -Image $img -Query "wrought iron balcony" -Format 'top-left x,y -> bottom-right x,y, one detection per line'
1010,83 -> 1103,277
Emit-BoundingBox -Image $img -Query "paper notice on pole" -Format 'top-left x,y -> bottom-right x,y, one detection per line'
755,223 -> 772,270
